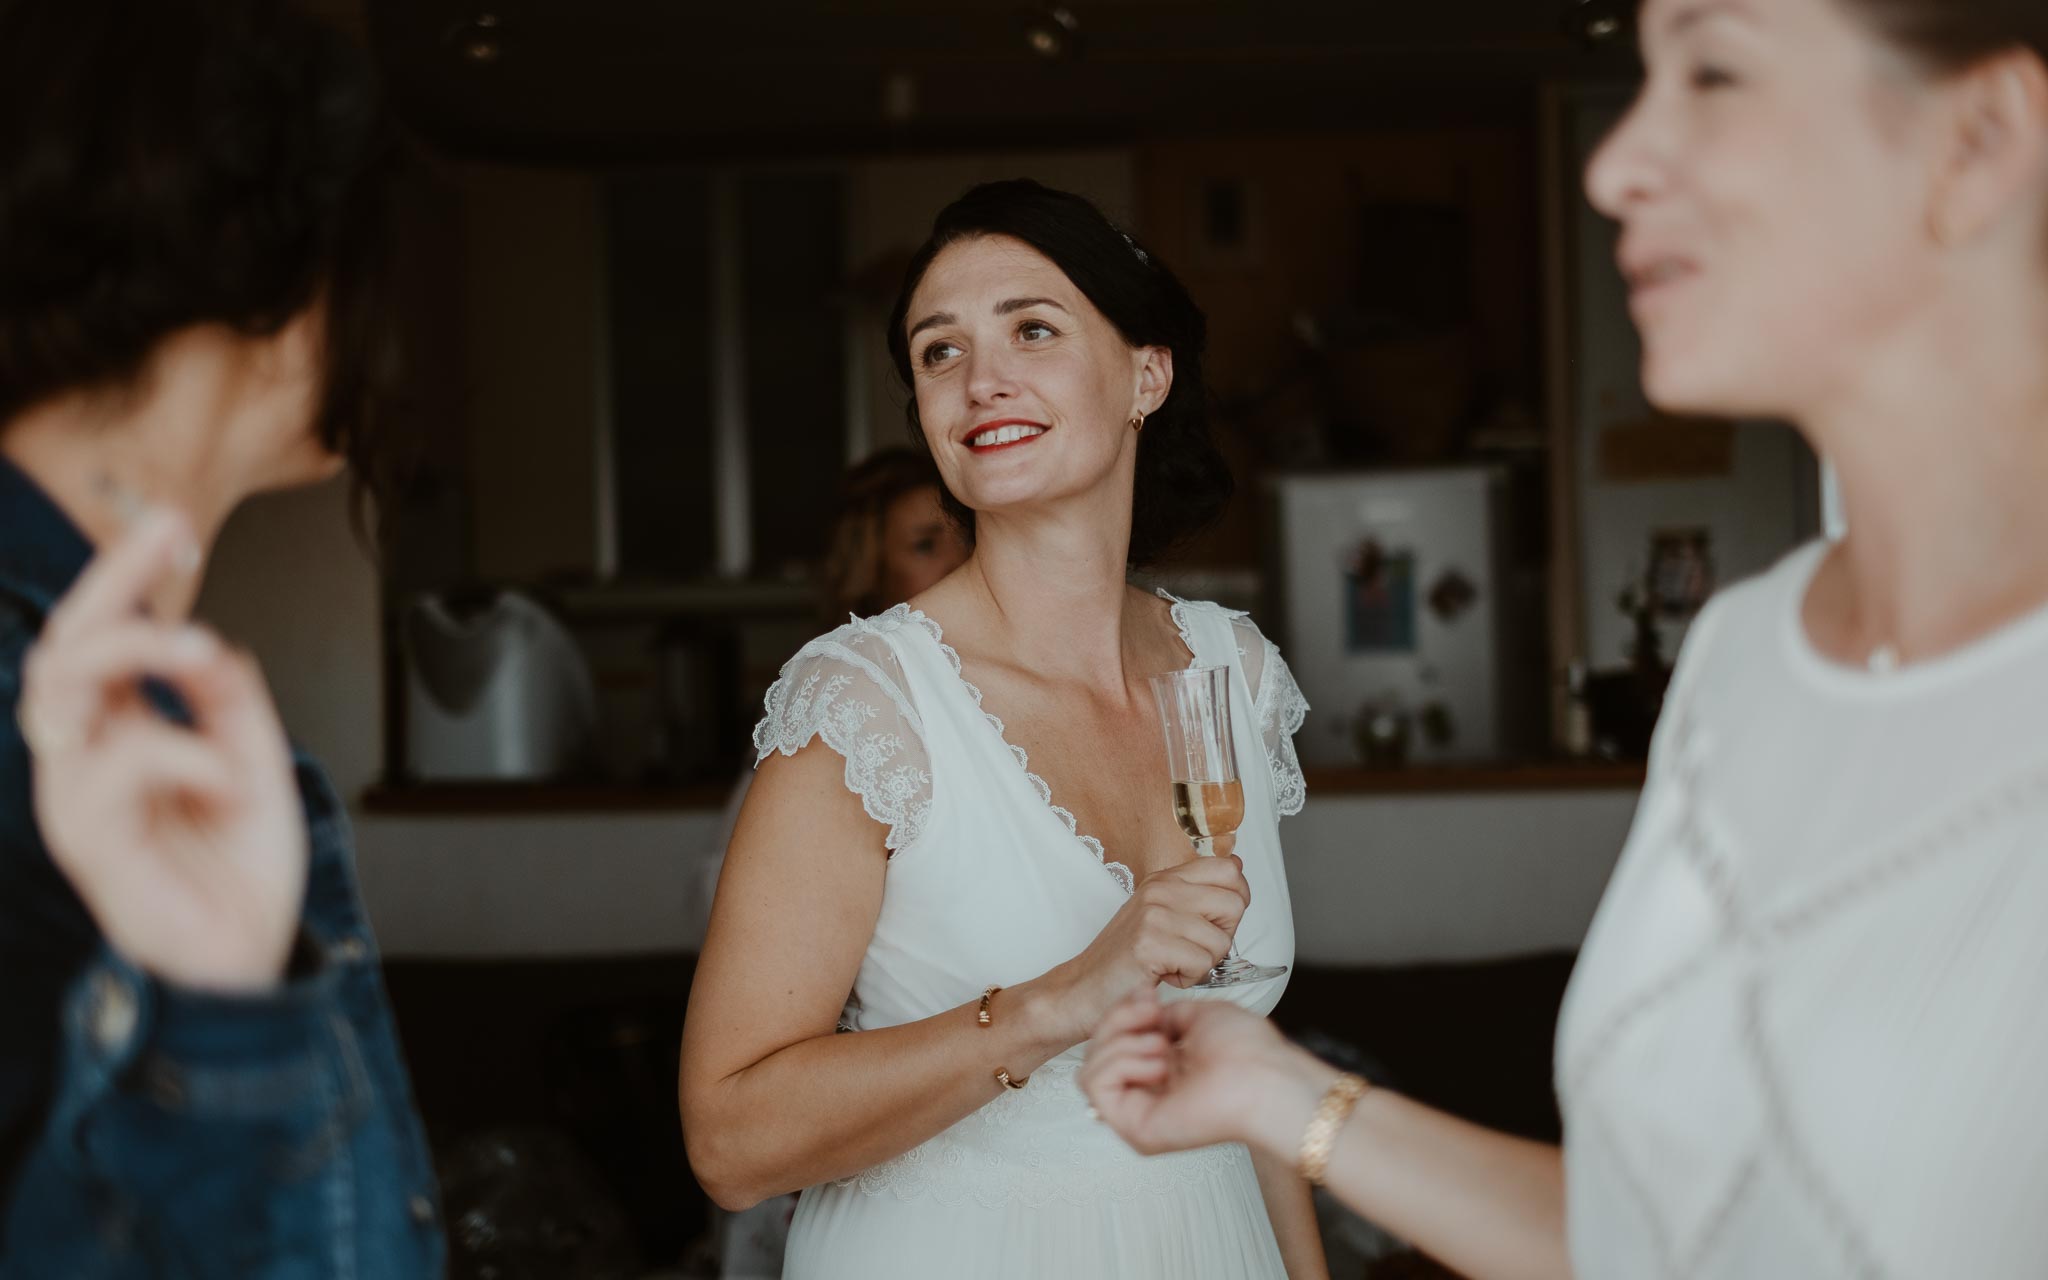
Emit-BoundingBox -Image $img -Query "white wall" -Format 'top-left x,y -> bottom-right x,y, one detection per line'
353,787 -> 1638,965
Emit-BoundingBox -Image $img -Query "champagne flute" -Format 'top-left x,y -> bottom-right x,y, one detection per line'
1149,665 -> 1287,988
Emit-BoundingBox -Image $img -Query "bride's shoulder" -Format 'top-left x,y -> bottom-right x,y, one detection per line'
755,606 -> 934,758
786,603 -> 936,664
1146,588 -> 1269,647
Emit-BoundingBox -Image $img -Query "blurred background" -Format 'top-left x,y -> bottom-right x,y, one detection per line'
196,1 -> 1823,1274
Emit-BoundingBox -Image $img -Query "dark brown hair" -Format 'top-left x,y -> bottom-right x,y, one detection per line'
0,0 -> 402,527
885,180 -> 1232,570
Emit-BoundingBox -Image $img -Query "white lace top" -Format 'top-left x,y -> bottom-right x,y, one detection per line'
1557,542 -> 2048,1279
750,594 -> 1306,1263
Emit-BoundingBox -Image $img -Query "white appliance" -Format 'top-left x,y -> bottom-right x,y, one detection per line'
1265,467 -> 1544,766
403,591 -> 597,781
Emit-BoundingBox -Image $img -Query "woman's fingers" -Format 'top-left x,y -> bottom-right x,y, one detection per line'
20,622 -> 222,763
1154,932 -> 1223,985
35,717 -> 235,873
170,645 -> 291,777
94,719 -> 237,815
1081,1034 -> 1173,1129
1088,1031 -> 1171,1075
1186,883 -> 1247,932
1159,858 -> 1251,915
1092,985 -> 1166,1041
1161,997 -> 1261,1045
1163,851 -> 1247,889
38,508 -> 199,644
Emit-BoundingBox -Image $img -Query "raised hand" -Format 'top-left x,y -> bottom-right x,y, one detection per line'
18,509 -> 306,993
1080,986 -> 1326,1158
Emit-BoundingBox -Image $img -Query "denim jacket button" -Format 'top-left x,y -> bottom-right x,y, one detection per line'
408,1193 -> 435,1225
89,970 -> 139,1055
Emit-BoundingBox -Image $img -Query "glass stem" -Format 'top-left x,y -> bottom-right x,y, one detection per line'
1191,835 -> 1241,968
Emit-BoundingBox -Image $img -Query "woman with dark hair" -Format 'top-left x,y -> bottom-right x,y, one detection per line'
1082,1 -> 2048,1276
0,0 -> 440,1273
681,180 -> 1319,1278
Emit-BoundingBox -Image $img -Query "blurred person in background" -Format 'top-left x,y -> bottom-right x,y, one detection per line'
0,1 -> 442,1273
1083,1 -> 2048,1277
819,447 -> 973,625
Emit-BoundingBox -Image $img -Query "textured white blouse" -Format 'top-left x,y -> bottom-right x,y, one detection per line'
1558,541 -> 2048,1278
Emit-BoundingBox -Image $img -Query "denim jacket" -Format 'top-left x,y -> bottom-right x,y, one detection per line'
0,457 -> 444,1278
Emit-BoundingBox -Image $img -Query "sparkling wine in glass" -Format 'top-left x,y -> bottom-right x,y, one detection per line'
1149,665 -> 1287,988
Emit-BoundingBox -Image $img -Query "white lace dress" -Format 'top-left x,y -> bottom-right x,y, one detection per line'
750,594 -> 1308,1280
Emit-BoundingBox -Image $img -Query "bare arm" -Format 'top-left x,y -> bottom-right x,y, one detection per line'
680,744 -> 1068,1208
680,743 -> 1252,1210
1250,1144 -> 1331,1280
1082,993 -> 1569,1280
1251,1048 -> 1567,1280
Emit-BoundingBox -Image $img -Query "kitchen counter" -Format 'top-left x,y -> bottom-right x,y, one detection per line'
360,758 -> 1644,816
353,779 -> 1642,968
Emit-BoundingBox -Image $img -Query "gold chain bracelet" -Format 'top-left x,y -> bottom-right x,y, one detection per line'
1297,1073 -> 1368,1186
978,985 -> 1029,1089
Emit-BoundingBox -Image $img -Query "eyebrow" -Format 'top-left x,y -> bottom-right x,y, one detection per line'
995,296 -> 1070,317
906,296 -> 1072,341
1662,0 -> 1751,38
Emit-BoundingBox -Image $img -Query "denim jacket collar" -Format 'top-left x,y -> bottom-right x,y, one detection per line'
0,455 -> 93,620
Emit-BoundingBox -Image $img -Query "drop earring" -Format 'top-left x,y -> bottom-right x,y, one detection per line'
1130,414 -> 1144,432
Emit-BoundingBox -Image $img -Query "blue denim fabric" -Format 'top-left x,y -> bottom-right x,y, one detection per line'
0,457 -> 444,1277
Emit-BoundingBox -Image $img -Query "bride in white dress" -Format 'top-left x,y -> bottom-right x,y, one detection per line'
679,179 -> 1325,1279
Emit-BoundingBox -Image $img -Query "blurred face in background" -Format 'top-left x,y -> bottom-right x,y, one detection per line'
1584,0 -> 1969,419
878,482 -> 968,606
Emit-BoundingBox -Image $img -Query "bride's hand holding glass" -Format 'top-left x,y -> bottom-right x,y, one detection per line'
1038,854 -> 1250,1042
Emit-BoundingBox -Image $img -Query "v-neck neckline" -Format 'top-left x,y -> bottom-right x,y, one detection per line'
880,594 -> 1204,897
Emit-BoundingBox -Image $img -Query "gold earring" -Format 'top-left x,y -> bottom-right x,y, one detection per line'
1130,414 -> 1144,432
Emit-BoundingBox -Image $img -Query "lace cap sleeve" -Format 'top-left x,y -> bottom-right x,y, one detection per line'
752,615 -> 932,853
1230,615 -> 1309,818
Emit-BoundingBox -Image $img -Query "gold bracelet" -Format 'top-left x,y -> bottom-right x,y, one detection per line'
1297,1073 -> 1368,1186
978,985 -> 1029,1089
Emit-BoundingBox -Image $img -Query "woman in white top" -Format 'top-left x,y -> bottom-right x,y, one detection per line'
680,180 -> 1324,1280
1082,2 -> 2048,1278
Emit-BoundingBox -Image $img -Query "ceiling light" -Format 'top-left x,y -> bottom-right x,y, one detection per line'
1565,0 -> 1634,47
1022,7 -> 1080,61
446,13 -> 504,65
